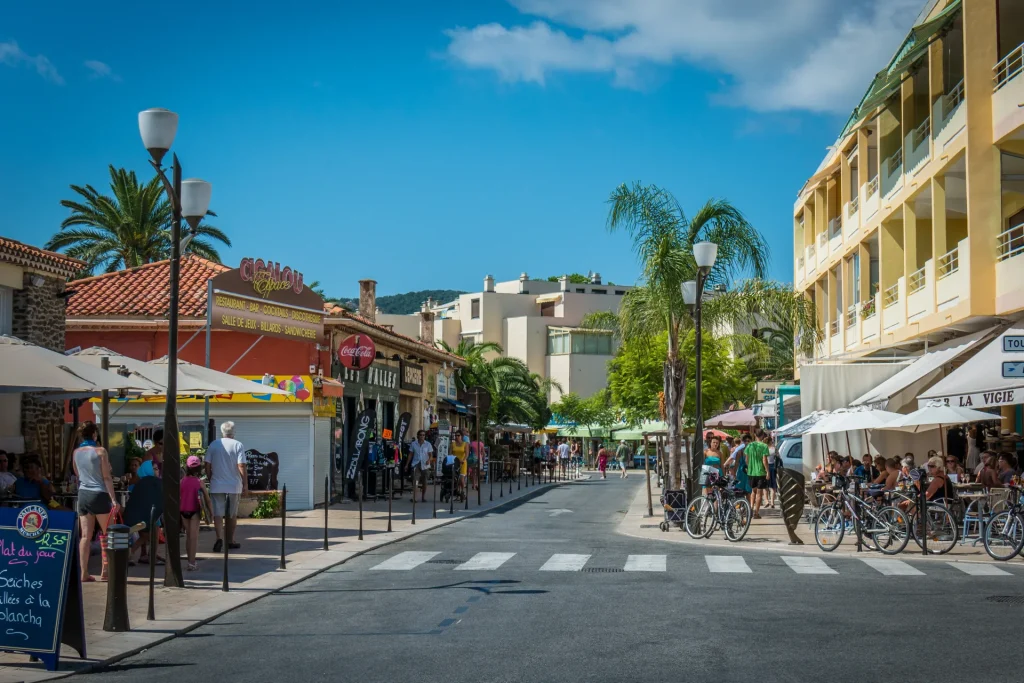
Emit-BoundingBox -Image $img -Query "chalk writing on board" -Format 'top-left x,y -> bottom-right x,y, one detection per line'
246,450 -> 280,490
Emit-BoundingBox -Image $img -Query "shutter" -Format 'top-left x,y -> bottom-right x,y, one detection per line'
0,286 -> 12,335
223,416 -> 312,510
312,418 -> 331,505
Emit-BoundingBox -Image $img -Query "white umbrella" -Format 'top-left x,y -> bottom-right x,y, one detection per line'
880,400 -> 1004,453
0,335 -> 145,394
74,347 -> 218,396
806,407 -> 902,462
148,358 -> 291,396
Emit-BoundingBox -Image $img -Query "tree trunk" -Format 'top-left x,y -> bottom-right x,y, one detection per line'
662,357 -> 686,490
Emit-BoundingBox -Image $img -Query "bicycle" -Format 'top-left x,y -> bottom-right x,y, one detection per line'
684,471 -> 751,542
887,477 -> 959,555
983,485 -> 1024,561
813,475 -> 909,555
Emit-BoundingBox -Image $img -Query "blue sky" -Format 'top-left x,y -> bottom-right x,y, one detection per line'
0,0 -> 920,297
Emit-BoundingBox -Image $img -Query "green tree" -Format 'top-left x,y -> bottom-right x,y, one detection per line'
546,273 -> 590,283
607,333 -> 666,427
47,165 -> 230,274
588,182 -> 818,491
551,390 -> 615,462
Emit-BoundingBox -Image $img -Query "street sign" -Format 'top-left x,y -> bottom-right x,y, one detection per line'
1003,361 -> 1024,378
1003,335 -> 1024,352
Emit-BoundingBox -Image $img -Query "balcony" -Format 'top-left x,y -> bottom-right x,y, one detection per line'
829,319 -> 840,337
881,149 -> 903,198
907,266 -> 926,295
796,255 -> 805,284
994,43 -> 1024,143
937,246 -> 959,279
817,232 -> 829,266
906,261 -> 934,324
936,238 -> 969,312
882,278 -> 906,333
828,217 -> 843,253
860,176 -> 881,221
861,293 -> 881,343
883,282 -> 900,309
845,304 -> 859,349
848,196 -> 859,217
996,223 -> 1024,314
845,197 -> 860,239
934,79 -> 966,150
806,244 -> 817,276
905,118 -> 930,175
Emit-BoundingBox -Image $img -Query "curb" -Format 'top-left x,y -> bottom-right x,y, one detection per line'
51,477 -> 583,680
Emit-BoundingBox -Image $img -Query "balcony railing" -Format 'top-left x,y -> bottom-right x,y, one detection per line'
886,148 -> 903,175
998,223 -> 1024,262
846,146 -> 858,160
807,244 -> 816,262
846,304 -> 857,328
994,42 -> 1024,92
937,246 -> 959,279
866,175 -> 879,198
883,283 -> 900,309
911,118 -> 930,151
828,216 -> 842,239
943,79 -> 965,118
848,195 -> 859,216
818,232 -> 828,249
797,255 -> 804,269
830,319 -> 840,337
907,266 -> 926,295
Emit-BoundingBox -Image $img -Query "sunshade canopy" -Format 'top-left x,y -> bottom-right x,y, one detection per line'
918,326 -> 1024,409
149,357 -> 292,396
705,408 -> 756,428
0,335 -> 145,394
806,407 -> 902,435
881,401 -> 1004,433
773,411 -> 830,438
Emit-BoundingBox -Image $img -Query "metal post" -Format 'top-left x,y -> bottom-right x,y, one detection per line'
449,461 -> 455,514
692,268 -> 706,502
100,357 -> 110,451
147,506 -> 157,620
203,278 -> 212,447
465,460 -> 470,510
919,467 -> 928,556
412,467 -> 417,524
163,154 -> 184,589
433,462 -> 438,518
388,466 -> 394,531
474,394 -> 482,507
500,460 -> 504,498
644,434 -> 653,517
103,524 -> 132,632
221,497 -> 229,592
280,485 -> 287,570
854,479 -> 862,553
518,458 -> 521,490
489,461 -> 494,501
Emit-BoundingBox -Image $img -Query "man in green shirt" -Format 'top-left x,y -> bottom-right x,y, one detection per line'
744,434 -> 770,519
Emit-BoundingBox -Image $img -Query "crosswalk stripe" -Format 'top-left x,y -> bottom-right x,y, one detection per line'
781,556 -> 836,575
705,556 -> 751,573
947,562 -> 1013,576
455,552 -> 516,571
624,555 -> 667,572
539,553 -> 591,571
370,551 -> 440,570
859,558 -> 924,576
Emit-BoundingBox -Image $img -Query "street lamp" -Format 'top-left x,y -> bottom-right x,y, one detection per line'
139,108 -> 213,588
682,241 -> 717,498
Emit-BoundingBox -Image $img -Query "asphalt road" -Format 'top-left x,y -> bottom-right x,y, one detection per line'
68,477 -> 1024,683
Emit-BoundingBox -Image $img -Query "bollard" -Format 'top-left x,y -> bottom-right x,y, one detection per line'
280,485 -> 287,570
449,463 -> 456,514
918,467 -> 928,556
412,469 -> 417,525
477,462 -> 481,506
465,462 -> 470,511
103,524 -> 134,632
489,461 -> 494,502
326,475 -> 333,549
388,466 -> 394,532
222,498 -> 230,592
433,464 -> 438,518
357,471 -> 364,541
518,460 -> 521,491
500,462 -> 504,498
853,479 -> 862,553
147,505 -> 157,620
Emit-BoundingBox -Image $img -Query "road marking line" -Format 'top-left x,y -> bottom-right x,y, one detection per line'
705,556 -> 751,573
947,562 -> 1012,576
781,556 -> 836,575
539,553 -> 591,571
455,552 -> 516,571
624,554 -> 666,572
859,558 -> 924,576
369,551 -> 440,570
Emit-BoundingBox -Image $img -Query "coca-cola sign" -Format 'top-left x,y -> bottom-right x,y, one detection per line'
338,334 -> 376,371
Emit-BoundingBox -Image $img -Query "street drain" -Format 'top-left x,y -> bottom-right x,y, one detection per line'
582,567 -> 625,573
427,559 -> 464,565
986,595 -> 1024,605
639,524 -> 660,529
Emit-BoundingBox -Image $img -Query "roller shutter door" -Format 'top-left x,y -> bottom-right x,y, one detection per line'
222,416 -> 312,510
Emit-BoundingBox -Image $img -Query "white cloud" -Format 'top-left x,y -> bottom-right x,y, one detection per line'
0,40 -> 64,84
444,0 -> 922,113
84,59 -> 120,81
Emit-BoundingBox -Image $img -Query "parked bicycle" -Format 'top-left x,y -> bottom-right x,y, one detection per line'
886,479 -> 959,555
813,474 -> 909,555
983,485 -> 1024,561
684,470 -> 751,542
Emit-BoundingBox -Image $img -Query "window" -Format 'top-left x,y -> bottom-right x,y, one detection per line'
591,288 -> 607,294
547,328 -> 613,356
540,301 -> 555,317
470,298 -> 480,319
614,290 -> 626,295
0,286 -> 11,336
851,253 -> 861,305
575,288 -> 586,293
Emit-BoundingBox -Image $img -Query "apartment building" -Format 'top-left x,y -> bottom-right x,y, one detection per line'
794,0 -> 1024,363
388,273 -> 630,401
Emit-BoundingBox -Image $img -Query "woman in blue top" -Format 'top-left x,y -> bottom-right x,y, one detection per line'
704,435 -> 723,472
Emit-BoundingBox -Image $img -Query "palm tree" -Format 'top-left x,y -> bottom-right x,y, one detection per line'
47,165 -> 231,273
592,182 -> 818,491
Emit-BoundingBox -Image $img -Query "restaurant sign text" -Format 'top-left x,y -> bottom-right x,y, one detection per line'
210,260 -> 325,343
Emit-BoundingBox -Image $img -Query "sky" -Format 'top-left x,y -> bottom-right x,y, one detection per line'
0,0 -> 922,297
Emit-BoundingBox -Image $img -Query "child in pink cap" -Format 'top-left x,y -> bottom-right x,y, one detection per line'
181,455 -> 212,571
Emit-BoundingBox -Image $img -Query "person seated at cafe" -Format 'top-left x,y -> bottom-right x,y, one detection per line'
976,451 -> 1002,489
138,428 -> 163,478
869,458 -> 902,501
0,450 -> 16,492
855,454 -> 879,481
14,457 -> 54,505
901,453 -> 916,477
997,452 -> 1018,486
918,455 -> 955,502
944,455 -> 965,481
126,457 -> 142,491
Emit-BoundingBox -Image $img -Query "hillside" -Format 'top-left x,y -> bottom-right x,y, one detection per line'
331,289 -> 466,315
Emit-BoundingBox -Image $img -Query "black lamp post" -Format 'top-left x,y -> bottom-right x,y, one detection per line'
681,241 -> 717,498
139,108 -> 213,588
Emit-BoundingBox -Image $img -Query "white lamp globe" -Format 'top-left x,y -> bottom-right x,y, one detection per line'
681,280 -> 697,306
138,109 -> 178,163
181,179 -> 212,221
693,241 -> 718,270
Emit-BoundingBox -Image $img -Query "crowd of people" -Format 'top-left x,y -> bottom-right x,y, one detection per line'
813,448 -> 1022,492
701,431 -> 780,518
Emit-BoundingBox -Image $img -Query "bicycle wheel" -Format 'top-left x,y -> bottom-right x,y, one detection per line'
685,497 -> 715,539
871,506 -> 910,555
983,511 -> 1024,561
725,498 -> 752,542
814,505 -> 845,552
911,504 -> 958,555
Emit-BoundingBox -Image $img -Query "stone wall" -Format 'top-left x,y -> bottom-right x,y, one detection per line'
12,271 -> 68,454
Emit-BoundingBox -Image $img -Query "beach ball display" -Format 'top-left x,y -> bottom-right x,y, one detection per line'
278,375 -> 310,401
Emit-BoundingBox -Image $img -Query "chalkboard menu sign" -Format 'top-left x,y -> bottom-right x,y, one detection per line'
0,507 -> 86,671
246,449 -> 280,491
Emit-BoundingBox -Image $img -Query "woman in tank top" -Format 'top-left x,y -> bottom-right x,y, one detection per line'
72,423 -> 120,582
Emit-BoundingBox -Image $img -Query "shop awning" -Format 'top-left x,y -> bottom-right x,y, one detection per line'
918,325 -> 1024,409
535,293 -> 562,304
611,421 -> 668,440
705,408 -> 756,429
319,377 -> 345,398
0,335 -> 151,394
773,410 -> 830,438
851,326 -> 1000,412
442,398 -> 469,414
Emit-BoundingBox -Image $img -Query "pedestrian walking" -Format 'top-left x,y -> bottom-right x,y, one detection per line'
181,455 -> 212,571
72,423 -> 120,582
206,421 -> 248,552
558,438 -> 570,475
744,432 -> 770,519
766,436 -> 780,508
452,429 -> 468,492
407,430 -> 433,502
597,443 -> 609,479
570,440 -> 580,471
616,440 -> 630,479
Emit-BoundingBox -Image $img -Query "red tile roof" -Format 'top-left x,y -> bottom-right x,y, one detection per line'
0,236 -> 84,278
66,255 -> 230,318
325,307 -> 464,365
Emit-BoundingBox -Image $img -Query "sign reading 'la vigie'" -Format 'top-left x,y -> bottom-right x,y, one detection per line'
210,258 -> 326,343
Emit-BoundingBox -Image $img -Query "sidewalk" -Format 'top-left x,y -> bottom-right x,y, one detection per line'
617,474 -> 1021,565
1,471 -> 576,683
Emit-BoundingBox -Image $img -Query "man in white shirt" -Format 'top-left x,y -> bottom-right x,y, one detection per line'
557,440 -> 570,463
205,421 -> 248,552
0,451 -> 16,491
407,430 -> 433,503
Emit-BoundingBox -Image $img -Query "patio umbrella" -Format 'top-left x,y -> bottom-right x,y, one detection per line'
705,408 -> 756,429
148,357 -> 291,396
806,407 -> 902,463
880,400 -> 1004,452
0,335 -> 144,394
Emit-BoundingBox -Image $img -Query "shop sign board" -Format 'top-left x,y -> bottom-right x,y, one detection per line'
312,391 -> 336,418
0,508 -> 86,671
338,334 -> 376,371
437,370 -> 447,399
926,391 -> 1018,409
346,408 -> 376,481
447,371 -> 458,399
400,361 -> 423,392
756,381 -> 784,403
1002,362 -> 1024,378
245,449 -> 280,490
435,419 -> 450,475
339,362 -> 398,397
1003,336 -> 1024,352
396,411 -> 412,445
210,259 -> 325,343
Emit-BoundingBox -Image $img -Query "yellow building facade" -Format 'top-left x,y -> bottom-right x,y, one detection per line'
794,0 -> 1024,363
